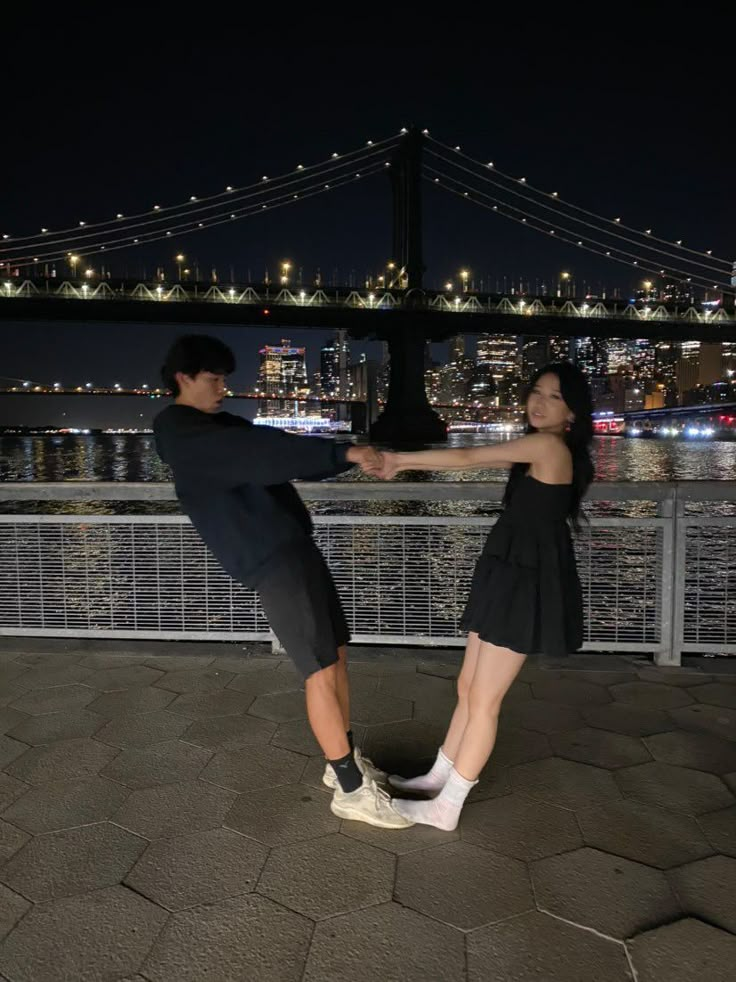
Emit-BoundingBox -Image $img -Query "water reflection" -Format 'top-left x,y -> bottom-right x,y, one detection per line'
2,432 -> 735,519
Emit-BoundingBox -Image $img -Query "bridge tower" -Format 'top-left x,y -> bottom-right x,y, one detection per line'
370,127 -> 449,443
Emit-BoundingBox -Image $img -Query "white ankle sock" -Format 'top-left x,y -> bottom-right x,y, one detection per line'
393,767 -> 477,831
387,747 -> 454,795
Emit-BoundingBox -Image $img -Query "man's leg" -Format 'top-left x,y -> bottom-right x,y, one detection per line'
334,644 -> 350,733
255,546 -> 411,828
305,660 -> 351,760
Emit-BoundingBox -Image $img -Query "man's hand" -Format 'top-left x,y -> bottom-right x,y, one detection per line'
345,445 -> 383,473
373,451 -> 400,481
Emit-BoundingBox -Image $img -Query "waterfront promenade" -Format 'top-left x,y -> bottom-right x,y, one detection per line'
0,638 -> 733,981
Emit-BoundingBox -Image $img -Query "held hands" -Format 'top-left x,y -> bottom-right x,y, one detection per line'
345,446 -> 400,481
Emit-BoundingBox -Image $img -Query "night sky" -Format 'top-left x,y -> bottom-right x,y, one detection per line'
1,31 -> 731,426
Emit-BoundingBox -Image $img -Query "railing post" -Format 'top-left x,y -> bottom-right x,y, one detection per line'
656,484 -> 680,666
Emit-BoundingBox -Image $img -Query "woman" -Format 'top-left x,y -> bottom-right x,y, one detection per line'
373,362 -> 594,830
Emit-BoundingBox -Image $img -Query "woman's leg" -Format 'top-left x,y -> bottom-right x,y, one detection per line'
388,632 -> 481,793
393,641 -> 526,829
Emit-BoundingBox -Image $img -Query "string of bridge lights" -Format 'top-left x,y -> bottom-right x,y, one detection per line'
0,134 -> 400,253
425,150 -> 729,281
426,135 -> 731,271
427,171 -> 730,294
424,164 -> 732,292
0,163 -> 389,270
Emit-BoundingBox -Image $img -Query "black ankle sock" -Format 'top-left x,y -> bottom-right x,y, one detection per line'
329,750 -> 362,793
346,729 -> 355,753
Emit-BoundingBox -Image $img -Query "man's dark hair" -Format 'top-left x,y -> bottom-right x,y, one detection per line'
161,335 -> 236,395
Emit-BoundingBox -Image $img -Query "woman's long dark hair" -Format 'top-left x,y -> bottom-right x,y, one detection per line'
503,361 -> 595,526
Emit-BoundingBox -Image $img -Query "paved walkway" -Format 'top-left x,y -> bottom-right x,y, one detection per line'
0,639 -> 734,981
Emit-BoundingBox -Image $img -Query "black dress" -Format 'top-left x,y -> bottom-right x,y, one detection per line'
460,475 -> 583,657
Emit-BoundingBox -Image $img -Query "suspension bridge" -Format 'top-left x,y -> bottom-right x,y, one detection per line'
1,128 -> 733,440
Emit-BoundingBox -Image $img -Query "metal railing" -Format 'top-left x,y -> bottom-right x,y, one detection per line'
1,481 -> 734,665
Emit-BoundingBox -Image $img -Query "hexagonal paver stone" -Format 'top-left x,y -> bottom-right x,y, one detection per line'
258,833 -> 395,920
154,668 -> 235,695
467,763 -> 512,803
246,690 -> 309,724
125,827 -> 268,911
269,718 -> 323,756
462,793 -> 583,862
0,664 -> 31,687
637,667 -> 711,686
77,652 -> 147,670
0,822 -> 146,902
83,665 -> 165,690
692,682 -> 736,709
0,708 -> 27,737
340,814 -> 459,855
379,671 -> 454,704
12,652 -> 80,669
141,893 -> 311,982
550,727 -> 652,769
481,727 -> 552,770
531,846 -> 680,939
143,654 -> 215,672
5,737 -> 118,786
582,702 -> 675,737
227,670 -> 303,698
698,805 -> 736,858
13,664 -> 93,689
305,901 -> 466,982
112,780 -> 236,839
396,840 -> 533,930
0,821 -> 29,865
95,710 -> 190,749
670,703 -> 736,742
211,654 -> 281,674
531,679 -> 611,707
100,740 -> 212,790
0,884 -> 30,942
1,777 -> 130,834
615,762 -> 734,816
627,918 -> 736,982
7,710 -> 105,746
167,690 -> 255,719
610,681 -> 694,710
224,783 -> 338,847
668,855 -> 736,934
416,659 -> 460,679
362,720 -> 446,775
577,800 -> 713,869
9,684 -> 96,716
510,757 -> 621,810
24,664 -> 86,689
201,744 -> 306,793
644,730 -> 736,775
0,884 -> 166,982
467,909 -> 631,982
502,699 -> 585,734
0,774 -> 29,813
182,713 -> 276,751
0,736 -> 28,770
347,690 -> 414,726
87,686 -> 176,718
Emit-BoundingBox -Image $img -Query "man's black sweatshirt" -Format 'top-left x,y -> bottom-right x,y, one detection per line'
153,404 -> 353,584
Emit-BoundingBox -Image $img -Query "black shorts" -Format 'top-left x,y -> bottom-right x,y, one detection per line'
252,540 -> 350,679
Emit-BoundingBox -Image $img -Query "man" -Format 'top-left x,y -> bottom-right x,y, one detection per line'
153,334 -> 411,829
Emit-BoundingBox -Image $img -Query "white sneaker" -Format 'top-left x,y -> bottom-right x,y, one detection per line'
322,747 -> 387,790
330,776 -> 414,829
